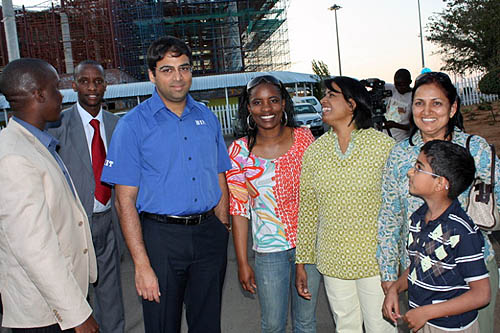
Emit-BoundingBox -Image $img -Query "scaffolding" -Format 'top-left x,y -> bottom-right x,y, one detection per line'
0,0 -> 291,80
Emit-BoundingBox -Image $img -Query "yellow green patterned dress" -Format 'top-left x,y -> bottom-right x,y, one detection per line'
296,128 -> 394,279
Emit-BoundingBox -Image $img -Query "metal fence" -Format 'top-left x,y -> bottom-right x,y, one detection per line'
209,103 -> 239,136
454,74 -> 498,106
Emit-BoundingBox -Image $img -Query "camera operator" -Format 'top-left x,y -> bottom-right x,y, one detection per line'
383,68 -> 412,141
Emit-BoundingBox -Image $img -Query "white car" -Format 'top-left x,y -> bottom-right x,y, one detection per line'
294,103 -> 324,136
292,96 -> 322,113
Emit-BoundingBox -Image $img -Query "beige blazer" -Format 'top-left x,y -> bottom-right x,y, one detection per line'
0,119 -> 97,330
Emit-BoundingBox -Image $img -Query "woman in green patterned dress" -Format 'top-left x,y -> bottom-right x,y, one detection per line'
295,76 -> 395,332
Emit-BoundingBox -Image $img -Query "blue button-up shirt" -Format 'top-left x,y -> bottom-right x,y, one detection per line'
101,90 -> 231,215
13,117 -> 75,196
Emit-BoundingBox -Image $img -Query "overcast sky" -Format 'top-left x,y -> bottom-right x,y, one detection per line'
12,0 -> 448,83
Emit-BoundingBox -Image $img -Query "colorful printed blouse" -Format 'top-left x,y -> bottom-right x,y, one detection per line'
227,127 -> 314,253
377,128 -> 498,282
295,128 -> 395,279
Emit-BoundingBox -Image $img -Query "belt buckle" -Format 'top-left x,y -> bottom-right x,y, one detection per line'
183,214 -> 202,225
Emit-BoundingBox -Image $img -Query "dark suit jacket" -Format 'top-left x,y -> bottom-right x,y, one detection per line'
48,105 -> 124,252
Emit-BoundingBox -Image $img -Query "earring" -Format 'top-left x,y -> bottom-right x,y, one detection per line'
247,115 -> 255,130
282,111 -> 288,125
445,185 -> 449,190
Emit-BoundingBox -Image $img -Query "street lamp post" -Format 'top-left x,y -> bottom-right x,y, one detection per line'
328,4 -> 342,76
417,0 -> 425,68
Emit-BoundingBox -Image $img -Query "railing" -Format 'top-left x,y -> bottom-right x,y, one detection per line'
209,103 -> 239,136
454,74 -> 498,106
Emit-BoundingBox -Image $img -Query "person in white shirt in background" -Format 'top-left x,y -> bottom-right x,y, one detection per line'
383,68 -> 412,142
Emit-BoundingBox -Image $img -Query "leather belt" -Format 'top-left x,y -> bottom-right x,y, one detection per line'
141,209 -> 214,226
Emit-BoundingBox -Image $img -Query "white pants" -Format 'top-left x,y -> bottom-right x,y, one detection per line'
323,274 -> 395,333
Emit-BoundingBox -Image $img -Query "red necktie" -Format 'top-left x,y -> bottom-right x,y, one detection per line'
90,119 -> 111,204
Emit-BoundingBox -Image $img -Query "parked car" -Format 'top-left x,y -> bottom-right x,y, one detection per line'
292,96 -> 322,113
232,115 -> 246,138
294,103 -> 324,136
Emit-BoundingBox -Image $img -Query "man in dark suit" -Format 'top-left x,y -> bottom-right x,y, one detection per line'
48,60 -> 125,333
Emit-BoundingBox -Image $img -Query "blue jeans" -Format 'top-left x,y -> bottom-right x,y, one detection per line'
254,248 -> 321,333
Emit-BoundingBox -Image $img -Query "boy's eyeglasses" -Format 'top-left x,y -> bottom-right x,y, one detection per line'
412,164 -> 441,178
246,75 -> 283,91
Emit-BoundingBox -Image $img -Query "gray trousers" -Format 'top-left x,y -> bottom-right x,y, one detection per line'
89,210 -> 125,333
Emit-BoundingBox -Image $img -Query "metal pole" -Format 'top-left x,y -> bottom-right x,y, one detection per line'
225,87 -> 230,110
329,5 -> 342,76
417,0 -> 425,68
2,0 -> 20,61
334,9 -> 342,75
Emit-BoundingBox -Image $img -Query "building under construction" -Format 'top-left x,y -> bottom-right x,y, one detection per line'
0,0 -> 291,81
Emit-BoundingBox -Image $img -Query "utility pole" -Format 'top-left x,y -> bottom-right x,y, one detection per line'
417,0 -> 425,68
2,0 -> 20,61
328,4 -> 342,76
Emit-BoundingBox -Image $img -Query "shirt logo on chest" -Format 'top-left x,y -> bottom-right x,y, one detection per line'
195,120 -> 206,126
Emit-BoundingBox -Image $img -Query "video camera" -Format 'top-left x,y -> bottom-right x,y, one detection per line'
360,78 -> 392,134
359,78 -> 392,116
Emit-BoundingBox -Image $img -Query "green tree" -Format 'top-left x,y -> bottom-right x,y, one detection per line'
427,0 -> 500,73
311,60 -> 331,99
311,59 -> 331,79
478,68 -> 500,95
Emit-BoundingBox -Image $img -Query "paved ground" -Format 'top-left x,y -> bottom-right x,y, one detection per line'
121,227 -> 336,333
121,235 -> 500,333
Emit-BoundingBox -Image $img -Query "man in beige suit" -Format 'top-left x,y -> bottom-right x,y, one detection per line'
0,58 -> 98,332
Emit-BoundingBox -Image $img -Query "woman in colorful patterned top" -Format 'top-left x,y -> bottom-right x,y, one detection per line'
377,71 -> 500,333
295,76 -> 395,332
227,75 -> 321,333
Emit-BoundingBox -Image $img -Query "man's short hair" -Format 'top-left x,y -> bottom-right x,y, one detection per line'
147,36 -> 192,73
0,58 -> 53,105
74,60 -> 104,80
421,140 -> 476,199
394,68 -> 411,83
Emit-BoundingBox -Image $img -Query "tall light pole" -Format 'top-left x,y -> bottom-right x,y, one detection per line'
417,0 -> 425,68
2,0 -> 20,61
328,4 -> 342,76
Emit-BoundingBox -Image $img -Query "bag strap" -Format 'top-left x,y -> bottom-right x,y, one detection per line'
466,134 -> 495,191
466,134 -> 474,152
490,143 -> 496,191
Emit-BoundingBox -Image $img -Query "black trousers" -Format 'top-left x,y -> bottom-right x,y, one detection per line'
141,213 -> 229,333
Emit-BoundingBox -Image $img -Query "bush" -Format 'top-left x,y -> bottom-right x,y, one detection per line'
478,68 -> 500,95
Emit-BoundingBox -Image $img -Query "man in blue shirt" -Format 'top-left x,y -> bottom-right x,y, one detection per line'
101,36 -> 231,333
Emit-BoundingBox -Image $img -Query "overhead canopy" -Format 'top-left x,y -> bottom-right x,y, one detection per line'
0,71 -> 319,109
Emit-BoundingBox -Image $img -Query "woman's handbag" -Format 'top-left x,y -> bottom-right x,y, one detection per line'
465,135 -> 500,231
